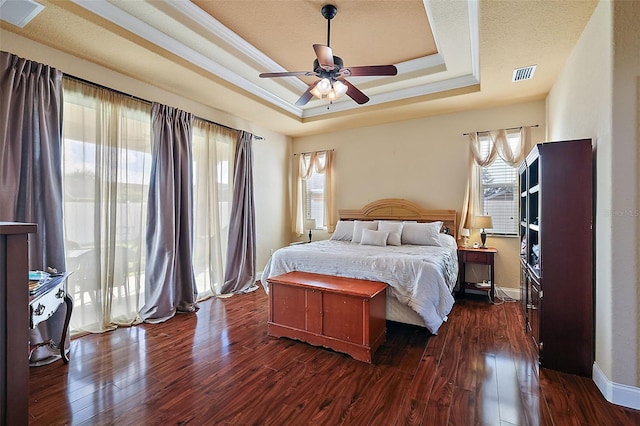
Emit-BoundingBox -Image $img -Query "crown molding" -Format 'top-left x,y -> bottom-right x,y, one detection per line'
69,0 -> 303,117
302,74 -> 479,118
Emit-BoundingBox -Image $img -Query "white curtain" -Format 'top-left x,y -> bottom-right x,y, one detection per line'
459,127 -> 528,235
62,78 -> 151,334
291,150 -> 335,235
491,128 -> 527,167
192,119 -> 235,299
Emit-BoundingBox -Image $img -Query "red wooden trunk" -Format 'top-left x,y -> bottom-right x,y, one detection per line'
267,271 -> 387,363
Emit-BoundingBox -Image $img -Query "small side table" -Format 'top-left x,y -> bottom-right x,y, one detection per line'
457,246 -> 497,303
29,273 -> 73,363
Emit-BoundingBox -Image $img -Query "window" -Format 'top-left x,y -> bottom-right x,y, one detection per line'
302,152 -> 326,229
477,131 -> 521,235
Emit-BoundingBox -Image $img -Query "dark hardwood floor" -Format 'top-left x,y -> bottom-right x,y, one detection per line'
29,291 -> 640,425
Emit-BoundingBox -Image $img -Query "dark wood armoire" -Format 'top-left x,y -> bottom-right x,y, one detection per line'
519,139 -> 593,377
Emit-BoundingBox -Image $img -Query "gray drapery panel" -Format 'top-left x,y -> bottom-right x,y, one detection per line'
221,131 -> 256,294
138,103 -> 197,323
0,51 -> 67,365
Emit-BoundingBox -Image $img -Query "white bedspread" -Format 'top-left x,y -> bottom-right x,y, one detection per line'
260,234 -> 458,334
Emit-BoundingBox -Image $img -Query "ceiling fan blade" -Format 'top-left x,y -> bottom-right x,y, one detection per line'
313,44 -> 334,70
295,80 -> 320,107
340,65 -> 398,77
338,78 -> 369,105
259,71 -> 316,78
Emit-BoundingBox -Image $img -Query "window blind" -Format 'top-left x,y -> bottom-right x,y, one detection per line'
478,132 -> 520,235
302,152 -> 325,229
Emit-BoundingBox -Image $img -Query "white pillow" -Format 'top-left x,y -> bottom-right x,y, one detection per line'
438,232 -> 457,250
330,220 -> 354,241
378,221 -> 403,246
360,229 -> 389,247
401,221 -> 443,246
351,220 -> 378,244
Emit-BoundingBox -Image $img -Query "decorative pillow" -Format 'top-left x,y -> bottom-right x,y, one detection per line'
330,220 -> 354,241
351,220 -> 378,244
377,221 -> 403,246
360,229 -> 389,247
401,221 -> 443,246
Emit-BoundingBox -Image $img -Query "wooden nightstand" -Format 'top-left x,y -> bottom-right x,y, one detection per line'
457,246 -> 497,303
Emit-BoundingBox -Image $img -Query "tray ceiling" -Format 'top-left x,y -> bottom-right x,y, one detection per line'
0,0 -> 598,137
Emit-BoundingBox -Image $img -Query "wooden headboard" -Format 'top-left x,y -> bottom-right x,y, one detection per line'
338,198 -> 458,240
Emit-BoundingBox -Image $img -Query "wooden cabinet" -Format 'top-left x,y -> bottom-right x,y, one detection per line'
519,139 -> 593,377
1,222 -> 37,426
526,270 -> 541,349
267,271 -> 387,363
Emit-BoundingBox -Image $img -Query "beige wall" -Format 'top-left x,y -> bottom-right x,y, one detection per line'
293,101 -> 546,292
610,0 -> 640,390
546,0 -> 639,399
1,30 -> 291,274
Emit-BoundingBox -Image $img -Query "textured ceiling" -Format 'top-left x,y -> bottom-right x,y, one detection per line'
0,0 -> 598,137
193,0 -> 438,73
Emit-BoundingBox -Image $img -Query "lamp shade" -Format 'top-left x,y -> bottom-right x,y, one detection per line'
305,219 -> 317,230
460,228 -> 470,237
473,215 -> 493,230
332,80 -> 348,97
316,78 -> 332,95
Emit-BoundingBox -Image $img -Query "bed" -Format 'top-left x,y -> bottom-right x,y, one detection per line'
260,199 -> 459,334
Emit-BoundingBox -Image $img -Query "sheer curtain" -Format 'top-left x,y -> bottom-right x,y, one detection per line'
291,150 -> 335,234
0,52 -> 67,364
459,127 -> 528,234
192,119 -> 235,299
62,78 -> 151,333
139,104 -> 197,323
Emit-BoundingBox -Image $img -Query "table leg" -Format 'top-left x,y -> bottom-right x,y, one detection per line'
460,263 -> 467,299
490,257 -> 495,303
60,294 -> 73,364
459,256 -> 466,298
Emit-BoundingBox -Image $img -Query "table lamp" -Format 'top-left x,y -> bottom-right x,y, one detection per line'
305,219 -> 317,243
460,228 -> 470,247
474,215 -> 493,248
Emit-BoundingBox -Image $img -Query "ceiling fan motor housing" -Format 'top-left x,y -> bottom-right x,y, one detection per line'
321,4 -> 337,20
313,56 -> 343,75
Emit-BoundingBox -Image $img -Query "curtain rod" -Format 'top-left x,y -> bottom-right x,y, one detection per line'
63,74 -> 264,141
462,124 -> 539,136
293,149 -> 335,156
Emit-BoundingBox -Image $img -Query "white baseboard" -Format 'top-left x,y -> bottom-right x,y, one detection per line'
593,362 -> 640,410
496,286 -> 520,301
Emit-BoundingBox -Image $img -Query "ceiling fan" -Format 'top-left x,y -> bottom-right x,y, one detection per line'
259,4 -> 398,107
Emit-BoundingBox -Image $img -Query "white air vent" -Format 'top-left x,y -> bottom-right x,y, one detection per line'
0,0 -> 44,28
512,65 -> 537,82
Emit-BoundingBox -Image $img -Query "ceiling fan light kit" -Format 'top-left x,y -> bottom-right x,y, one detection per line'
259,4 -> 397,107
310,78 -> 347,100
